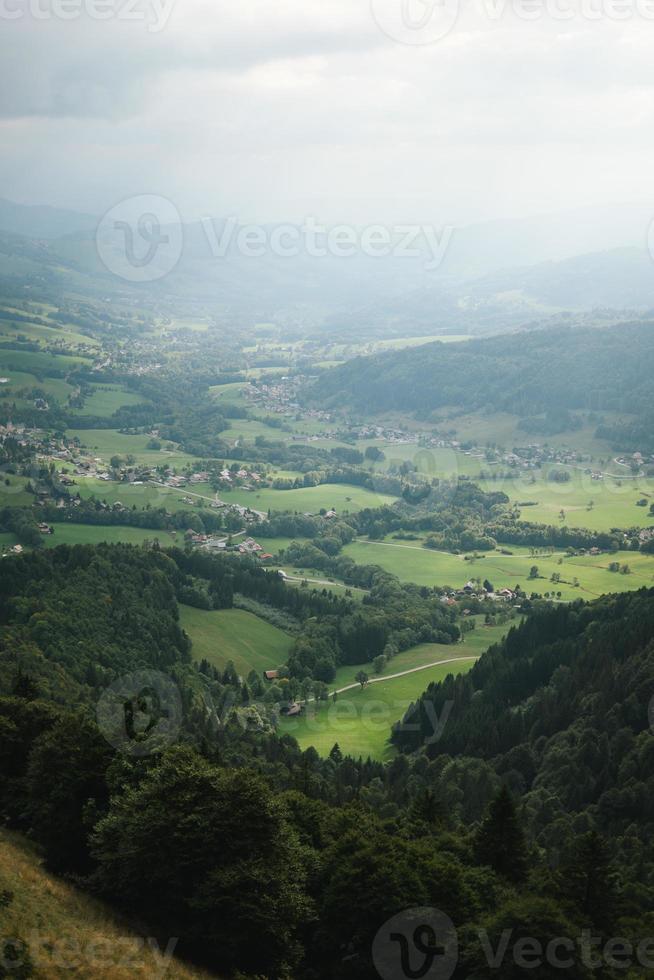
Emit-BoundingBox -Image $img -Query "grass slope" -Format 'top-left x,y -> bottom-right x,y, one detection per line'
0,829 -> 216,979
179,605 -> 294,677
278,623 -> 508,760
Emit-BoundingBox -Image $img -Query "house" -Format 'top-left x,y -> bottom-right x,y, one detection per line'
239,538 -> 263,554
280,702 -> 303,717
263,669 -> 279,681
37,523 -> 53,535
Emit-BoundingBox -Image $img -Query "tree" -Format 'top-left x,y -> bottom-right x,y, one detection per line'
474,785 -> 529,883
560,831 -> 620,935
26,712 -> 113,873
11,668 -> 39,701
91,747 -> 310,977
355,670 -> 369,689
529,565 -> 539,579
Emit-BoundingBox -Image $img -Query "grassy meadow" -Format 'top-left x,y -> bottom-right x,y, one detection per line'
221,482 -> 397,515
70,384 -> 148,418
179,605 -> 294,677
277,623 -> 509,759
343,537 -> 654,600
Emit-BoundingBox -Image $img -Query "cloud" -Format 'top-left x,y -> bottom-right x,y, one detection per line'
2,0 -> 654,224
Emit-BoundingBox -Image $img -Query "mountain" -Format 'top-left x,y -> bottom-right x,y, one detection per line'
2,197 -> 654,339
0,198 -> 96,240
307,320 -> 654,424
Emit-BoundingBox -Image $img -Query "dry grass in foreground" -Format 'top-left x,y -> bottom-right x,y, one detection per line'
0,829 -> 218,979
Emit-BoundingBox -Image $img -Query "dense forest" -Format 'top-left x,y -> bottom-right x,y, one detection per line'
2,544 -> 654,977
307,322 -> 654,446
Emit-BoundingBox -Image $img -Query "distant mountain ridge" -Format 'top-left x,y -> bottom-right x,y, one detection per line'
2,197 -> 654,337
0,197 -> 96,240
307,320 -> 654,422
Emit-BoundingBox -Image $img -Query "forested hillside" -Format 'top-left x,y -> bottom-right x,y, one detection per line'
308,322 -> 654,429
3,542 -> 654,977
393,589 -> 654,901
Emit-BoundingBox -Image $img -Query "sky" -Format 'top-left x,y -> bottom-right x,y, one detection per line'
1,0 -> 654,227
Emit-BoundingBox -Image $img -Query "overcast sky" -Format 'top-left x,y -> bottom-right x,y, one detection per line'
1,0 -> 654,227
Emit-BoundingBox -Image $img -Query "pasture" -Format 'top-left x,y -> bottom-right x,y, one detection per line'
70,384 -> 148,418
42,523 -> 179,548
277,624 -> 506,759
66,428 -> 197,468
343,537 -> 654,600
221,482 -> 397,515
180,605 -> 294,677
0,347 -> 89,374
504,468 -> 654,533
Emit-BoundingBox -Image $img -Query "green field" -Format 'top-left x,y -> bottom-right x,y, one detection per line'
505,469 -> 654,533
221,482 -> 397,515
66,428 -> 197,468
179,605 -> 294,677
70,384 -> 148,418
328,620 -> 509,690
44,523 -> 180,548
278,624 -> 507,759
343,537 -> 654,600
0,348 -> 89,373
0,317 -> 98,349
0,369 -> 74,404
222,418 -> 287,444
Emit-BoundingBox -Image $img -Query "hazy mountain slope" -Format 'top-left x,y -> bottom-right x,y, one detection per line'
2,197 -> 654,337
0,198 -> 96,240
308,321 -> 654,418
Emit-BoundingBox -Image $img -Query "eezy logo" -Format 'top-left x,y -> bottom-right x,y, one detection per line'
371,0 -> 461,44
373,907 -> 458,980
96,194 -> 183,282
